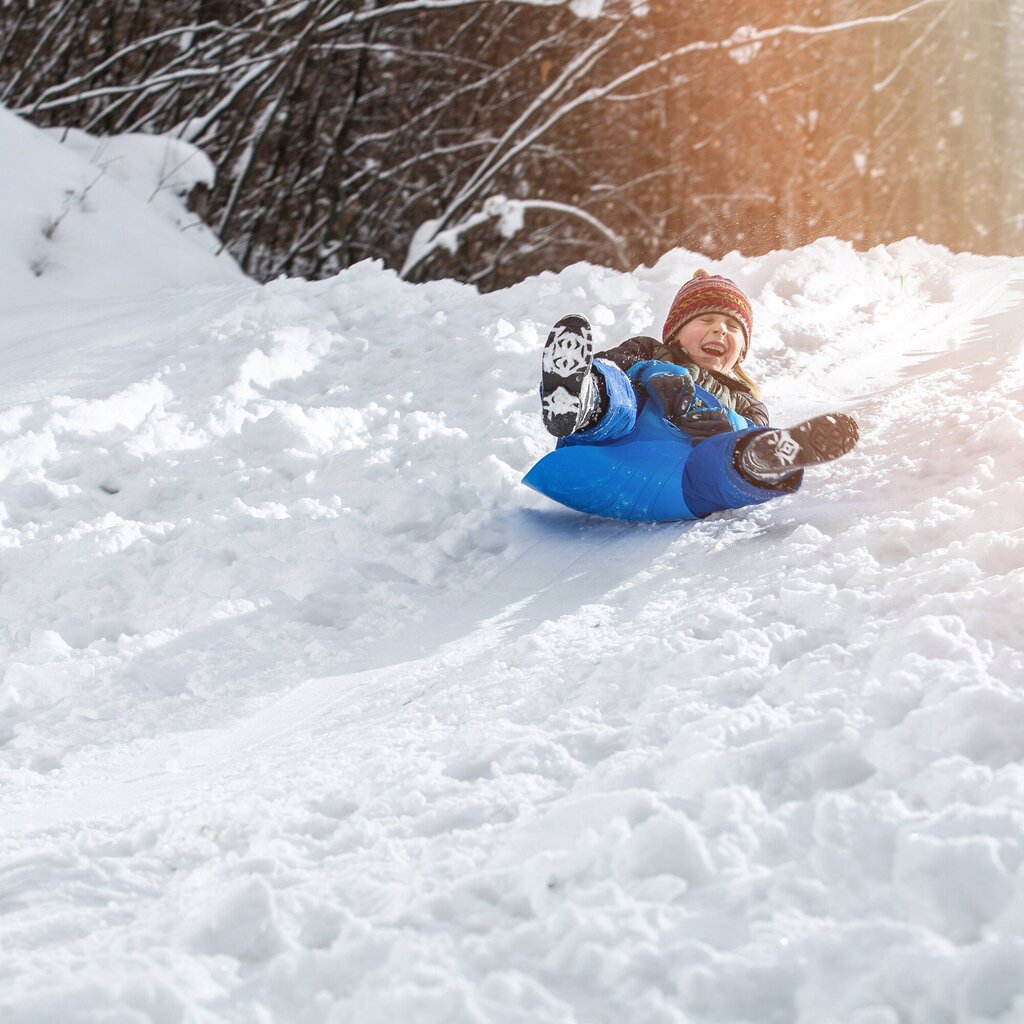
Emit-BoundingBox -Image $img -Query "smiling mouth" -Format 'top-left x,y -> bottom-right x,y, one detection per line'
700,341 -> 727,357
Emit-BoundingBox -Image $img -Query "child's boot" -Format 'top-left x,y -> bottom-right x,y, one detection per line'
736,412 -> 859,482
541,314 -> 603,437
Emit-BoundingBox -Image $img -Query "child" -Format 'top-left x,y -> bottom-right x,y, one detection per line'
523,269 -> 859,522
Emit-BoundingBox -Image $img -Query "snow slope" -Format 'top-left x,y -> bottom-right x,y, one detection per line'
2,112 -> 1024,1023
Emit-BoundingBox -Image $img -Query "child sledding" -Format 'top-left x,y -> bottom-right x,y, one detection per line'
524,269 -> 859,522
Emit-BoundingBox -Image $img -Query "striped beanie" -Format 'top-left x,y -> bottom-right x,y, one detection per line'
662,269 -> 753,358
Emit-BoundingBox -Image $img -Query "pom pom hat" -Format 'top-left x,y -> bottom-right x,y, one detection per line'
663,269 -> 754,358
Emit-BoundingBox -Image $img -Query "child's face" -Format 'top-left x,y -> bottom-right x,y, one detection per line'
671,314 -> 744,373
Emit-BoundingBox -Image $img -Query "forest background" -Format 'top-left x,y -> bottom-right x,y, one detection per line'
1,0 -> 1018,291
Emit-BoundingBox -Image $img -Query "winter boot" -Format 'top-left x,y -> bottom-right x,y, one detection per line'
736,412 -> 859,482
540,314 -> 602,437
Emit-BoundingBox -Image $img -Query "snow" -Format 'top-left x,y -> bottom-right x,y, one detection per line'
0,106 -> 242,310
726,25 -> 763,65
2,105 -> 1024,1023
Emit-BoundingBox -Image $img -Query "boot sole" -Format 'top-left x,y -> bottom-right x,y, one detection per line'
766,412 -> 859,470
541,314 -> 594,437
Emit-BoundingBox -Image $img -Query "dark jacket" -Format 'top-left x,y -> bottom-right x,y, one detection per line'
596,335 -> 770,427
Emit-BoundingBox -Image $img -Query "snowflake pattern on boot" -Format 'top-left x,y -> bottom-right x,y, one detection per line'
540,314 -> 596,437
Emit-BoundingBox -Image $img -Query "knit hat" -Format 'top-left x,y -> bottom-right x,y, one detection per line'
662,269 -> 753,358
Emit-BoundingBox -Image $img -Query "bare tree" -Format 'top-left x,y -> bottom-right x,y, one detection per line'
1,0 -> 1016,290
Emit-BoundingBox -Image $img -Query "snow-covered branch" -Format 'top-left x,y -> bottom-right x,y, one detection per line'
318,0 -> 644,32
401,193 -> 626,276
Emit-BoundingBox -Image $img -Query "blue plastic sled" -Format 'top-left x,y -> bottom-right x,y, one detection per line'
523,362 -> 781,523
523,397 -> 708,522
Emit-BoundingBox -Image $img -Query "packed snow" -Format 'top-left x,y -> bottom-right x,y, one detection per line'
2,106 -> 1024,1024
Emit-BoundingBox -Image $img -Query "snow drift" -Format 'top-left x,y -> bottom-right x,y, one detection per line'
1,107 -> 1024,1024
0,105 -> 242,309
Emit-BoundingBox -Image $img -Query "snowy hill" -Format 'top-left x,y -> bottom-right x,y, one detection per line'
2,107 -> 1024,1023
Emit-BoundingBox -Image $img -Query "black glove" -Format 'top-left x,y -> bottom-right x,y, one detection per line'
646,372 -> 695,426
673,408 -> 735,440
643,370 -> 735,440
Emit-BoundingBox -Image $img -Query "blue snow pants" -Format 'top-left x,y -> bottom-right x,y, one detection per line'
523,359 -> 802,522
